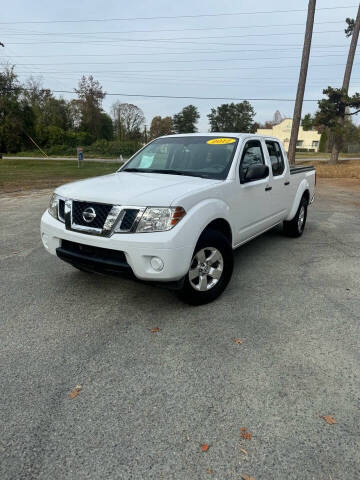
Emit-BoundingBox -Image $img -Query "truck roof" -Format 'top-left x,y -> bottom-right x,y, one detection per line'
161,132 -> 281,142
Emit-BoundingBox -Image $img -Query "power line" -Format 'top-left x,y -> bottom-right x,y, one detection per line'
15,71 -> 355,83
15,73 -> 356,88
0,20 -> 345,36
11,52 -> 360,66
10,62 -> 355,75
4,29 -> 343,45
0,5 -> 356,24
0,45 -> 351,58
16,87 -> 319,101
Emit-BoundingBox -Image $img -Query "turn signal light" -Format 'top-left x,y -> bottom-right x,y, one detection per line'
171,207 -> 186,226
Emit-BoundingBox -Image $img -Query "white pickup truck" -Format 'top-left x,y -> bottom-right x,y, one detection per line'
41,133 -> 315,304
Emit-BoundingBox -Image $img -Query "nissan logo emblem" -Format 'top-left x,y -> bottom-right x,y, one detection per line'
82,206 -> 96,223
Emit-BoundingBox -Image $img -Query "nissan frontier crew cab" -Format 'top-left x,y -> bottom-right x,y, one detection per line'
41,133 -> 315,305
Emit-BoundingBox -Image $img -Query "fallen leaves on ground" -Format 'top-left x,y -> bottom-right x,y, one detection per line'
241,475 -> 255,480
233,338 -> 243,344
321,415 -> 336,424
150,327 -> 160,333
240,427 -> 252,440
201,444 -> 210,452
240,448 -> 248,455
68,385 -> 82,399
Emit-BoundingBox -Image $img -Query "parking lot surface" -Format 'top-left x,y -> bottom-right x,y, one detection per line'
1,179 -> 360,480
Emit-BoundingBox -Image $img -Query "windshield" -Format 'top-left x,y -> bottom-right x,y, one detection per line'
121,136 -> 239,180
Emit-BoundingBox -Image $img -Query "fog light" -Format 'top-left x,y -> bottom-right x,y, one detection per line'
150,256 -> 164,271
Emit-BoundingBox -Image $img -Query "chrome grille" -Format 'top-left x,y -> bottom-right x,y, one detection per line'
118,209 -> 140,232
63,199 -> 143,236
72,201 -> 112,229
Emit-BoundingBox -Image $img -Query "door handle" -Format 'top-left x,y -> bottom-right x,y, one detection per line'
265,186 -> 272,191
284,181 -> 290,186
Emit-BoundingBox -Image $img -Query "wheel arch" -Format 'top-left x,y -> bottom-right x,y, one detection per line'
285,179 -> 310,221
200,218 -> 233,246
302,189 -> 310,204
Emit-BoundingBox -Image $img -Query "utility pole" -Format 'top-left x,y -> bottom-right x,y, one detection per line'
330,5 -> 360,164
287,0 -> 316,165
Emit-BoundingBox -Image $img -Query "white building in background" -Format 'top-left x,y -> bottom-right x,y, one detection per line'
257,118 -> 321,152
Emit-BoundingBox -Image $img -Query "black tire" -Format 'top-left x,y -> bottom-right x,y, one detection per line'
283,196 -> 308,237
178,229 -> 234,305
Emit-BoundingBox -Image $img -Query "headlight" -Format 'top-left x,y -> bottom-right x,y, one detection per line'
136,206 -> 186,233
48,193 -> 59,219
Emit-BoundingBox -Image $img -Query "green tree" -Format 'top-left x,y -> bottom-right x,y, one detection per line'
328,10 -> 360,163
319,131 -> 327,152
149,115 -> 173,139
207,101 -> 256,133
0,66 -> 34,153
314,86 -> 360,153
24,78 -> 71,146
345,17 -> 355,37
99,113 -> 114,141
301,113 -> 314,131
173,105 -> 199,133
75,75 -> 106,140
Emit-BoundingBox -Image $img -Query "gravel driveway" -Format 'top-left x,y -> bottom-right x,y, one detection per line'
1,179 -> 359,480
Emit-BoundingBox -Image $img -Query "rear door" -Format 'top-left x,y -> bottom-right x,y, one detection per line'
264,139 -> 292,221
232,138 -> 275,244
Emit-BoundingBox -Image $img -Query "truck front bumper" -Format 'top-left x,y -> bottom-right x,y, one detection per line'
40,211 -> 194,282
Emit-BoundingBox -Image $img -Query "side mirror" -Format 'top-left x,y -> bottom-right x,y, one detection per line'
243,164 -> 269,183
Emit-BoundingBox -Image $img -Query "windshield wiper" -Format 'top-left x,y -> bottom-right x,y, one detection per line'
121,168 -> 208,178
121,168 -> 149,172
150,169 -> 208,178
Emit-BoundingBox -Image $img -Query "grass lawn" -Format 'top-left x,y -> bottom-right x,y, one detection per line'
303,160 -> 360,180
9,151 -> 125,159
296,152 -> 360,159
0,159 -> 120,193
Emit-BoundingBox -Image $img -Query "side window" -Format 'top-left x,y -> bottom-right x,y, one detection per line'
265,141 -> 285,176
239,140 -> 265,182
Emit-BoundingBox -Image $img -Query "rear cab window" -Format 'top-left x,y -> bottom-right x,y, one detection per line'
265,140 -> 285,176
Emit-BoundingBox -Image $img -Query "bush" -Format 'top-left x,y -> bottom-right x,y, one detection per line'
85,140 -> 141,157
46,126 -> 65,146
64,130 -> 93,147
10,139 -> 142,158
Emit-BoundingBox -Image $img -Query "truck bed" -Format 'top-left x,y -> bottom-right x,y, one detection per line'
290,165 -> 315,175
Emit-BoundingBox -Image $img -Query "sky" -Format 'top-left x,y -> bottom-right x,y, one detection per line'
1,0 -> 359,131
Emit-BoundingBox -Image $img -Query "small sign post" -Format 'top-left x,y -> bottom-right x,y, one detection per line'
77,147 -> 83,168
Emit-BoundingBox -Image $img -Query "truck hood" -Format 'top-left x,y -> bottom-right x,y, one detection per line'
56,171 -> 221,206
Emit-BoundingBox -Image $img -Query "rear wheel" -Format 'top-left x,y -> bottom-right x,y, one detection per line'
178,229 -> 233,305
283,196 -> 308,237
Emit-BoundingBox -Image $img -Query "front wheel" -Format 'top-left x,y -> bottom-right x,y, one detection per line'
178,229 -> 234,305
283,196 -> 308,237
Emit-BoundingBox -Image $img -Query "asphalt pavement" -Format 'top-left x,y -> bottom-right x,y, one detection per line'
1,179 -> 359,480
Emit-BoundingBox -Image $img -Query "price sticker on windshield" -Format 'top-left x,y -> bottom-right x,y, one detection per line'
207,138 -> 236,145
